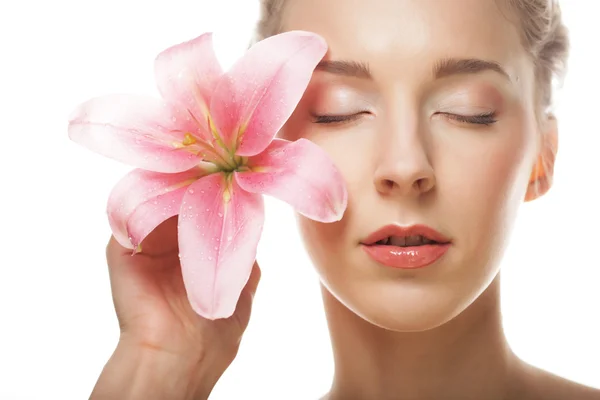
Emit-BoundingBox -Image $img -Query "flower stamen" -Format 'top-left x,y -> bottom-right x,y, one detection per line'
182,133 -> 197,146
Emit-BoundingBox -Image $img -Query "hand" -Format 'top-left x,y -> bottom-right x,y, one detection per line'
93,216 -> 261,399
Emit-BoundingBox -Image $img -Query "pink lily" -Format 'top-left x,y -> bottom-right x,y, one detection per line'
68,31 -> 348,319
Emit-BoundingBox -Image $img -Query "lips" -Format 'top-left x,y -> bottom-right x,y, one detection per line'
362,224 -> 451,246
361,224 -> 451,269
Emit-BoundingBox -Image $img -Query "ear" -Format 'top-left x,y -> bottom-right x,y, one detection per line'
524,116 -> 559,202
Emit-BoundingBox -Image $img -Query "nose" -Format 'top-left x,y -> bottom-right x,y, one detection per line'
373,123 -> 436,197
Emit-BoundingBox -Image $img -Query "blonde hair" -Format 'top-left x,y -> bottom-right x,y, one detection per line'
253,0 -> 570,114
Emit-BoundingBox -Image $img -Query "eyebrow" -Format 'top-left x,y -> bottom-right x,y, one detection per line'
315,60 -> 372,79
433,57 -> 511,81
315,57 -> 511,81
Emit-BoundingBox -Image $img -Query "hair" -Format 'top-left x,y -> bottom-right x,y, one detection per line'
253,0 -> 570,116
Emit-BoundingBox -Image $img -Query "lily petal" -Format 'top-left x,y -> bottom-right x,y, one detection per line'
69,94 -> 205,173
235,138 -> 347,222
154,33 -> 222,143
178,173 -> 264,319
209,31 -> 327,156
107,165 -> 213,249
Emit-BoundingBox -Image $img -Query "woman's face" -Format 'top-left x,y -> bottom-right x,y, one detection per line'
279,0 -> 549,331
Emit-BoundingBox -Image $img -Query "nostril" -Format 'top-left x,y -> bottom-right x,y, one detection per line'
416,176 -> 435,192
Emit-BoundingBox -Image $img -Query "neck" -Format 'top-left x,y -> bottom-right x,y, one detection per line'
323,274 -> 521,400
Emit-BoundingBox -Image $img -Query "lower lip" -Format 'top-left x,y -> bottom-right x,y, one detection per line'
361,243 -> 451,269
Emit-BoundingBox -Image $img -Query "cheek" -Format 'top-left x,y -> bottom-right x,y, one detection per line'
290,122 -> 372,278
283,108 -> 374,213
439,124 -> 536,254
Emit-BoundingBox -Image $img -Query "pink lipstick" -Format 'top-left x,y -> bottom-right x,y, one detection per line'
361,224 -> 451,269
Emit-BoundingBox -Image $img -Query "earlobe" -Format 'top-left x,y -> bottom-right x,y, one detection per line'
524,116 -> 559,202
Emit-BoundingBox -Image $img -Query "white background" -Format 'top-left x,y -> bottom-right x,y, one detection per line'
0,1 -> 598,399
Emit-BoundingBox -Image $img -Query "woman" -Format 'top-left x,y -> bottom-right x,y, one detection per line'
90,0 -> 600,399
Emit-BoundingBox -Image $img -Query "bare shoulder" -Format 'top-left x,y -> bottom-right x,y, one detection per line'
512,361 -> 600,400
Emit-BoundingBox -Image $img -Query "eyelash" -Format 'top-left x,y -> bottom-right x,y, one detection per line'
441,111 -> 498,126
312,111 -> 498,126
312,113 -> 365,124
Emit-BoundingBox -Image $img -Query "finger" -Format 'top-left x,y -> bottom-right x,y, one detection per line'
105,216 -> 179,264
106,234 -> 130,265
137,215 -> 179,256
105,234 -> 138,294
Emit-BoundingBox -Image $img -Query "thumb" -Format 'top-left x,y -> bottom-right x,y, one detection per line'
230,261 -> 262,329
244,260 -> 262,301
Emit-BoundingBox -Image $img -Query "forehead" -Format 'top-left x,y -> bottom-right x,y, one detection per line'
282,0 -> 526,77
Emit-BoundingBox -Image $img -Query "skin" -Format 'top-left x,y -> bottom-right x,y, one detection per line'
92,0 -> 600,399
92,218 -> 262,399
278,0 -> 599,399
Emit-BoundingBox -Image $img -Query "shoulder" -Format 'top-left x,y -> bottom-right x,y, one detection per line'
512,361 -> 600,400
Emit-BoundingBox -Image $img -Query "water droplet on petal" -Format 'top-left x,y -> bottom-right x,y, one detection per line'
218,212 -> 223,218
188,188 -> 195,194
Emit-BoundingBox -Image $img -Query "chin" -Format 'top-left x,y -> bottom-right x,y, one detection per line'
321,274 -> 483,333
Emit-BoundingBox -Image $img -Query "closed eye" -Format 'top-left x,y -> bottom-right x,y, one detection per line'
311,112 -> 369,124
311,111 -> 497,126
438,111 -> 498,126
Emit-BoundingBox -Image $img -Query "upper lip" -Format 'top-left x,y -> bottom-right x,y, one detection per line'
361,224 -> 451,245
